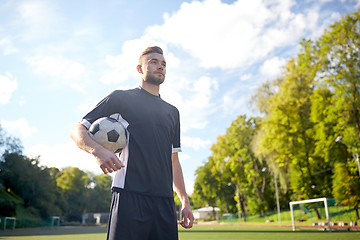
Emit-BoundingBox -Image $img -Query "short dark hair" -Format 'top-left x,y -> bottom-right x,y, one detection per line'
138,46 -> 163,64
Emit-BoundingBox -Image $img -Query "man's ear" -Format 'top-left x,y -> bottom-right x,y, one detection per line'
136,65 -> 142,73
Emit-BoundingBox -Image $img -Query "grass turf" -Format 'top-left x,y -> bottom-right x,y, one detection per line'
0,225 -> 359,240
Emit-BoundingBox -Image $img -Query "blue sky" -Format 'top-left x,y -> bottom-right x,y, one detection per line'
1,0 -> 359,195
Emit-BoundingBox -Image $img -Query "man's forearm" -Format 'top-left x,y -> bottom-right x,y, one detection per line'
70,122 -> 101,155
70,122 -> 124,174
172,152 -> 194,228
172,153 -> 190,206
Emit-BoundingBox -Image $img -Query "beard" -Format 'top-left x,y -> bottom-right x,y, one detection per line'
145,73 -> 165,86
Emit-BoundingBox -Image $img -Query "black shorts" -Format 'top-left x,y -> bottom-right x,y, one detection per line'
106,188 -> 178,240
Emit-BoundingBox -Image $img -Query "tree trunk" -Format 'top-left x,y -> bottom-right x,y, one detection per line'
355,207 -> 359,222
313,207 -> 321,220
241,198 -> 247,222
236,184 -> 246,222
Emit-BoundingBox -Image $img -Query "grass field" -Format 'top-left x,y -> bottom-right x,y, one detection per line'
0,224 -> 359,240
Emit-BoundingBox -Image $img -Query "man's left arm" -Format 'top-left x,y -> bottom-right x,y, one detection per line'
172,152 -> 194,229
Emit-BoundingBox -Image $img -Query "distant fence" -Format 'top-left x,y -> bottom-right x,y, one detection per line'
217,205 -> 357,225
0,216 -> 61,229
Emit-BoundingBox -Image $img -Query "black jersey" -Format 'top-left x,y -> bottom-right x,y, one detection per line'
81,87 -> 181,197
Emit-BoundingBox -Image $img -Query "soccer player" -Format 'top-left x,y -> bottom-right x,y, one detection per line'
70,46 -> 194,239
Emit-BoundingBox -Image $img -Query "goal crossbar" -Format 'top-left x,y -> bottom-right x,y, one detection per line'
289,197 -> 331,232
51,216 -> 60,228
3,217 -> 16,230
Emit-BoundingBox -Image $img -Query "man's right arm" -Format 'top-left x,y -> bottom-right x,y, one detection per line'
70,122 -> 124,174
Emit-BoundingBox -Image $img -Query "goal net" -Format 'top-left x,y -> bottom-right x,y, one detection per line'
290,198 -> 356,232
290,198 -> 331,231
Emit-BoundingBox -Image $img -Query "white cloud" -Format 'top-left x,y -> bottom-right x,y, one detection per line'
356,0 -> 360,9
0,118 -> 37,138
18,0 -> 51,22
185,180 -> 194,195
27,142 -> 103,174
240,74 -> 252,81
71,83 -> 87,94
17,0 -> 60,41
307,7 -> 331,40
179,153 -> 191,161
162,75 -> 218,132
18,96 -> 26,106
222,90 -> 248,116
29,55 -> 86,80
0,72 -> 17,104
101,37 -> 219,132
100,39 -> 180,85
97,0 -> 331,133
100,36 -> 168,84
260,57 -> 287,77
73,26 -> 101,37
146,0 -> 312,70
78,102 -> 98,112
0,38 -> 17,55
182,136 -> 212,151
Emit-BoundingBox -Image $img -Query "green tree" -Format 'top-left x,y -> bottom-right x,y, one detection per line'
193,116 -> 273,220
193,156 -> 218,209
313,10 -> 360,219
0,126 -> 64,220
250,78 -> 292,193
332,162 -> 360,220
315,11 -> 360,148
208,135 -> 238,215
0,125 -> 23,157
0,152 -> 62,218
56,167 -> 91,222
252,40 -> 335,211
0,126 -> 22,216
251,10 -> 360,220
87,174 -> 112,212
193,133 -> 243,216
224,116 -> 272,219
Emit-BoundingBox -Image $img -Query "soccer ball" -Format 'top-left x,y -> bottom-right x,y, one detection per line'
88,117 -> 127,153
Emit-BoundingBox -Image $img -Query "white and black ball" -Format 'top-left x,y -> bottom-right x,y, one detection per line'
88,117 -> 127,153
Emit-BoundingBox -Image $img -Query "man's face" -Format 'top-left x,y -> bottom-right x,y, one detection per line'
139,53 -> 166,85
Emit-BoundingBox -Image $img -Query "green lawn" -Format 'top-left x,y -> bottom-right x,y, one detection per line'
180,225 -> 360,240
0,225 -> 359,240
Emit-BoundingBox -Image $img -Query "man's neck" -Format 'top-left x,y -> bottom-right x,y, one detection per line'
141,81 -> 160,96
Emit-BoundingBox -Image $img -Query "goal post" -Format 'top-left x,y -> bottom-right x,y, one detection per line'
3,217 -> 16,230
289,197 -> 331,232
51,216 -> 60,228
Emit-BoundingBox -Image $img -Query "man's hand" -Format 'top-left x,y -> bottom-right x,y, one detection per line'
180,205 -> 194,229
93,147 -> 125,174
70,122 -> 124,174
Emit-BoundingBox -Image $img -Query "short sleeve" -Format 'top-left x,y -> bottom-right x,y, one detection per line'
81,91 -> 120,129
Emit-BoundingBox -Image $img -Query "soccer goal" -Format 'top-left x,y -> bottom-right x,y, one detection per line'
51,216 -> 60,228
3,217 -> 16,230
289,198 -> 331,232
